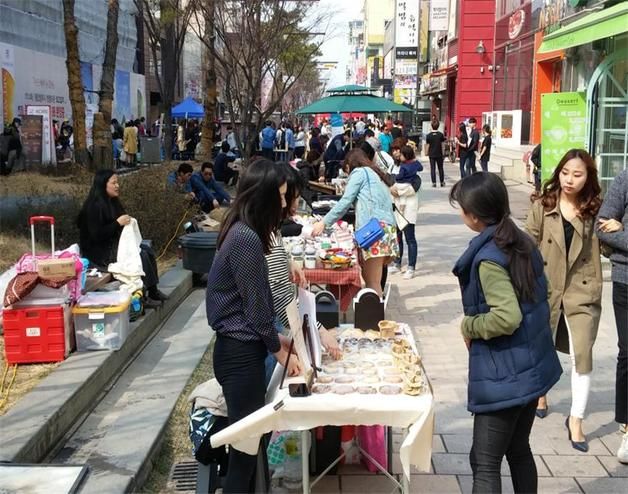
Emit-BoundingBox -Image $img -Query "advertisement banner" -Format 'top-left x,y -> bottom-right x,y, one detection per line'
26,105 -> 55,165
0,42 -> 15,125
447,0 -> 458,39
541,92 -> 587,180
430,0 -> 449,31
394,87 -> 415,106
395,0 -> 420,49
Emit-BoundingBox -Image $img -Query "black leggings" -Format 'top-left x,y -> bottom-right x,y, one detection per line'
213,335 -> 267,493
614,281 -> 628,424
139,244 -> 159,291
429,157 -> 444,184
470,399 -> 538,493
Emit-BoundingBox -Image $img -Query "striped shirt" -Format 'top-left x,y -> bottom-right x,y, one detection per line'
266,234 -> 323,332
206,222 -> 280,353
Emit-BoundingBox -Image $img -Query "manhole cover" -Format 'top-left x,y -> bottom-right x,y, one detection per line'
170,461 -> 198,492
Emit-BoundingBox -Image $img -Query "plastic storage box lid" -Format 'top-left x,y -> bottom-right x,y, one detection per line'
73,291 -> 130,313
12,297 -> 67,308
178,231 -> 219,248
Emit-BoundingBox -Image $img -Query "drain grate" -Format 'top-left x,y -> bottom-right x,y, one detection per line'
170,460 -> 198,492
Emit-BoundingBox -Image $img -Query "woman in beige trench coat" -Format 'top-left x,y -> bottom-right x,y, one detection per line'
525,149 -> 613,453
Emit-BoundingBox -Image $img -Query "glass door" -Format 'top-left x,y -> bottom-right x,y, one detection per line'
589,42 -> 627,194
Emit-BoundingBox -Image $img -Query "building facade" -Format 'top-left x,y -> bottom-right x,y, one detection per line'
0,0 -> 146,126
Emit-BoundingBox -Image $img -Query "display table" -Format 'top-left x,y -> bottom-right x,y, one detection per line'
308,181 -> 336,195
303,262 -> 362,312
210,324 -> 435,493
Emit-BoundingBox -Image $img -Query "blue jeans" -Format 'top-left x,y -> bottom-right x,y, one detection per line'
465,153 -> 477,175
480,160 -> 489,172
395,224 -> 417,270
459,156 -> 466,178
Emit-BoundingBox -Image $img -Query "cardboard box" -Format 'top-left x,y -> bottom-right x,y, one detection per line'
37,258 -> 76,280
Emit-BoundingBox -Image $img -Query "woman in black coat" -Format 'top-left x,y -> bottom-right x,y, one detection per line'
77,170 -> 166,305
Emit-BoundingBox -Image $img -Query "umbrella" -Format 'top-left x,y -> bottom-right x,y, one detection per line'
295,93 -> 413,115
171,97 -> 204,118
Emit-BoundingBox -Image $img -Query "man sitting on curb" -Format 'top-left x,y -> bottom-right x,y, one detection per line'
190,162 -> 232,212
166,162 -> 196,201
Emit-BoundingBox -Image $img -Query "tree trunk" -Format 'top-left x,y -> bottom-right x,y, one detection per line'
199,0 -> 217,162
95,0 -> 120,169
62,0 -> 90,167
160,0 -> 177,161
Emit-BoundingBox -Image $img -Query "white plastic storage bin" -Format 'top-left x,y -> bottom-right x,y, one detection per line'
73,291 -> 131,351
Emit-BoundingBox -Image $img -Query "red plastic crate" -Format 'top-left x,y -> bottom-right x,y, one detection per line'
2,305 -> 68,364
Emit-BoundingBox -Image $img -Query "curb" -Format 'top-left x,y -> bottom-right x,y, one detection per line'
0,267 -> 193,463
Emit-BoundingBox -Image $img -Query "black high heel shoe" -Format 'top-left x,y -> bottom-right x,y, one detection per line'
565,417 -> 589,452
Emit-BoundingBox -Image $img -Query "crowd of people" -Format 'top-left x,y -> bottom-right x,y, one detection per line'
196,117 -> 628,493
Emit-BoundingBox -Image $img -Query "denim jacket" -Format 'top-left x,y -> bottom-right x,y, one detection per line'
323,167 -> 395,230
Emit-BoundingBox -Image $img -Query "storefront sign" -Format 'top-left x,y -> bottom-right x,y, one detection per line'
541,92 -> 587,180
396,47 -> 417,59
419,0 -> 429,62
429,0 -> 449,31
508,10 -> 526,39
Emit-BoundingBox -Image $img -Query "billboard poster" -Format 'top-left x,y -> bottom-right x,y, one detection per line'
541,92 -> 587,180
115,70 -> 131,122
419,0 -> 429,62
26,105 -> 55,165
430,0 -> 449,31
0,42 -> 15,125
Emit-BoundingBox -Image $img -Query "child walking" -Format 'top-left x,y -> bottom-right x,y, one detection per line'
451,172 -> 562,493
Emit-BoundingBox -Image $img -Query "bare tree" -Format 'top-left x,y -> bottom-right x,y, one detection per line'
93,0 -> 120,169
198,0 -> 217,161
62,0 -> 90,167
135,0 -> 194,160
192,0 -> 332,160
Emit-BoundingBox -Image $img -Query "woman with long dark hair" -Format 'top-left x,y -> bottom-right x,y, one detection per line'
455,122 -> 469,179
525,149 -> 603,452
311,149 -> 397,296
451,172 -> 561,493
77,170 -> 165,304
206,159 -> 301,493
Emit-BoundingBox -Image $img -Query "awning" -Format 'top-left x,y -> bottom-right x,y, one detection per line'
538,2 -> 628,54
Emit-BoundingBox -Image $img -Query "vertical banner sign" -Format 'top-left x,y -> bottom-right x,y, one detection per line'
395,0 -> 420,52
419,1 -> 429,62
26,105 -> 55,165
541,92 -> 587,180
447,0 -> 458,39
20,114 -> 43,166
330,112 -> 344,139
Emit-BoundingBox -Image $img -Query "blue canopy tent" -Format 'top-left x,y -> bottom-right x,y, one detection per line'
171,97 -> 204,118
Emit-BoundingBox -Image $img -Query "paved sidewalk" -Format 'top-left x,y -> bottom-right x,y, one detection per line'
321,163 -> 626,493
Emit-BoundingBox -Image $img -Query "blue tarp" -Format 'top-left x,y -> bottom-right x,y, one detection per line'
171,97 -> 204,118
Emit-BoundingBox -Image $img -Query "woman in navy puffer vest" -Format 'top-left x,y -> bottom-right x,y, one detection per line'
451,173 -> 562,494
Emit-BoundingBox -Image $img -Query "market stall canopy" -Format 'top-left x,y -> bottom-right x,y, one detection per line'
171,97 -> 204,118
326,84 -> 372,94
296,94 -> 413,115
538,2 -> 628,54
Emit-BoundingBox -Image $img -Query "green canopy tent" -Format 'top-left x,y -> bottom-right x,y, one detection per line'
295,93 -> 413,115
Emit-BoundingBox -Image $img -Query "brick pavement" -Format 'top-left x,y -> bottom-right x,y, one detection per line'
325,163 -> 626,493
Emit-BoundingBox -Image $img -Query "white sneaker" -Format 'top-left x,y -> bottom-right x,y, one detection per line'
388,264 -> 401,274
618,432 -> 628,464
403,269 -> 415,280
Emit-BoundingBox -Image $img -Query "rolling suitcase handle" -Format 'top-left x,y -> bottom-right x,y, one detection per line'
29,215 -> 56,261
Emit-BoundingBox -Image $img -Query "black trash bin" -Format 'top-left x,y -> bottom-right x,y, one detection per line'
178,231 -> 219,285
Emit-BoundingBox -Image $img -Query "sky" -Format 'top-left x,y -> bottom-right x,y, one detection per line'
315,0 -> 359,89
